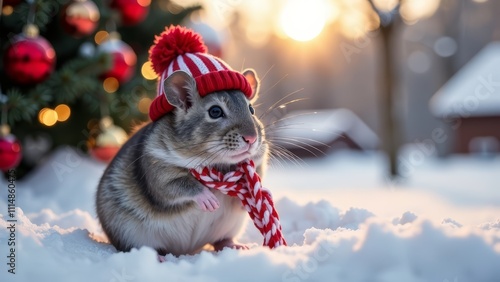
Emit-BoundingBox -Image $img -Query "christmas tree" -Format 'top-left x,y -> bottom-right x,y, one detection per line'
0,0 -> 200,178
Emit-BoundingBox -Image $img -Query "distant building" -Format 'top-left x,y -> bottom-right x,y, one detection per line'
270,108 -> 379,158
430,42 -> 500,155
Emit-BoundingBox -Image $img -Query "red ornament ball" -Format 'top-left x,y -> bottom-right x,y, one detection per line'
111,0 -> 150,26
61,0 -> 100,38
98,36 -> 137,83
89,117 -> 127,163
3,27 -> 56,85
90,146 -> 121,163
0,134 -> 22,172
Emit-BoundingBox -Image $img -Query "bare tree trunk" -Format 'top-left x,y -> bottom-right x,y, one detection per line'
367,0 -> 401,178
380,23 -> 399,178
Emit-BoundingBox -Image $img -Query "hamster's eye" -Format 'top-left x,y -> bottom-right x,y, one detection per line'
249,105 -> 255,115
208,105 -> 224,119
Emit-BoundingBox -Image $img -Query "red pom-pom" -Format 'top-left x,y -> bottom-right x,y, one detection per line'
149,25 -> 207,76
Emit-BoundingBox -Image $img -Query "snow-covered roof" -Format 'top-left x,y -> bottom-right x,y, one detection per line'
271,108 -> 379,150
430,42 -> 500,117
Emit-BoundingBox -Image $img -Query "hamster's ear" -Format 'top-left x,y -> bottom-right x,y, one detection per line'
163,70 -> 199,112
243,69 -> 259,101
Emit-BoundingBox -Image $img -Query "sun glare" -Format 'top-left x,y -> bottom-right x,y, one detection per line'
279,0 -> 328,42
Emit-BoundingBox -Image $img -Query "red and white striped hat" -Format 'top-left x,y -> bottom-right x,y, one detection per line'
148,26 -> 252,121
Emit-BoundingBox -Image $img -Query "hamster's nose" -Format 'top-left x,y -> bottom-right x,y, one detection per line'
242,135 -> 257,145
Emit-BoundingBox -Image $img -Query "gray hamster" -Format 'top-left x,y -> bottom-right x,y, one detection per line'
96,69 -> 268,256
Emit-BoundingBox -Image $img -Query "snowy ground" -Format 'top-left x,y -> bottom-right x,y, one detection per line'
1,146 -> 499,282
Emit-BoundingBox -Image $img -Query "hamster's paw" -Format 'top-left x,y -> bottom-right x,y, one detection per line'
194,187 -> 220,212
158,254 -> 166,263
213,238 -> 249,251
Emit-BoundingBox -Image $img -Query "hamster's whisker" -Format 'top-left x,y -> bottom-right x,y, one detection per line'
122,141 -> 147,149
261,109 -> 313,130
182,145 -> 225,169
264,123 -> 313,132
262,144 -> 287,170
258,64 -> 275,83
239,57 -> 246,73
265,141 -> 306,168
125,149 -> 149,170
272,146 -> 306,168
260,73 -> 289,96
268,135 -> 330,150
258,88 -> 304,120
204,148 -> 228,168
259,98 -> 309,120
267,137 -> 325,158
169,140 -> 219,151
169,139 -> 220,151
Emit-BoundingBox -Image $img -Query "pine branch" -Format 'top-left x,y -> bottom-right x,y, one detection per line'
5,89 -> 40,124
102,76 -> 156,123
5,53 -> 112,124
52,53 -> 112,103
16,0 -> 66,31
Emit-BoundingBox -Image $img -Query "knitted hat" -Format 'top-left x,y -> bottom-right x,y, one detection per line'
148,25 -> 253,121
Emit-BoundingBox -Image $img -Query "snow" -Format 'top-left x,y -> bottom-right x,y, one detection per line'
430,41 -> 500,117
1,147 -> 500,282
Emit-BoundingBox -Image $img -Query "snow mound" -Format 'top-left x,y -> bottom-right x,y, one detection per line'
1,148 -> 499,281
1,200 -> 499,282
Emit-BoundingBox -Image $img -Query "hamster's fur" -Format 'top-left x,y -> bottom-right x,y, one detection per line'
96,70 -> 267,256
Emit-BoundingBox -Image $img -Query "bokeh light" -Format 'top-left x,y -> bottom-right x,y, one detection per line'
38,108 -> 58,126
2,5 -> 14,16
137,0 -> 151,7
400,0 -> 441,23
141,61 -> 157,80
137,97 -> 152,114
103,77 -> 119,93
279,0 -> 328,42
55,104 -> 71,122
12,142 -> 21,153
433,37 -> 458,57
94,30 -> 109,45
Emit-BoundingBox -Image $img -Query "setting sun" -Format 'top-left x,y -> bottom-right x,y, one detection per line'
279,0 -> 328,42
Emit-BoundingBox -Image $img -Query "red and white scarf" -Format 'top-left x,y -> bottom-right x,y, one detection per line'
190,160 -> 287,248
